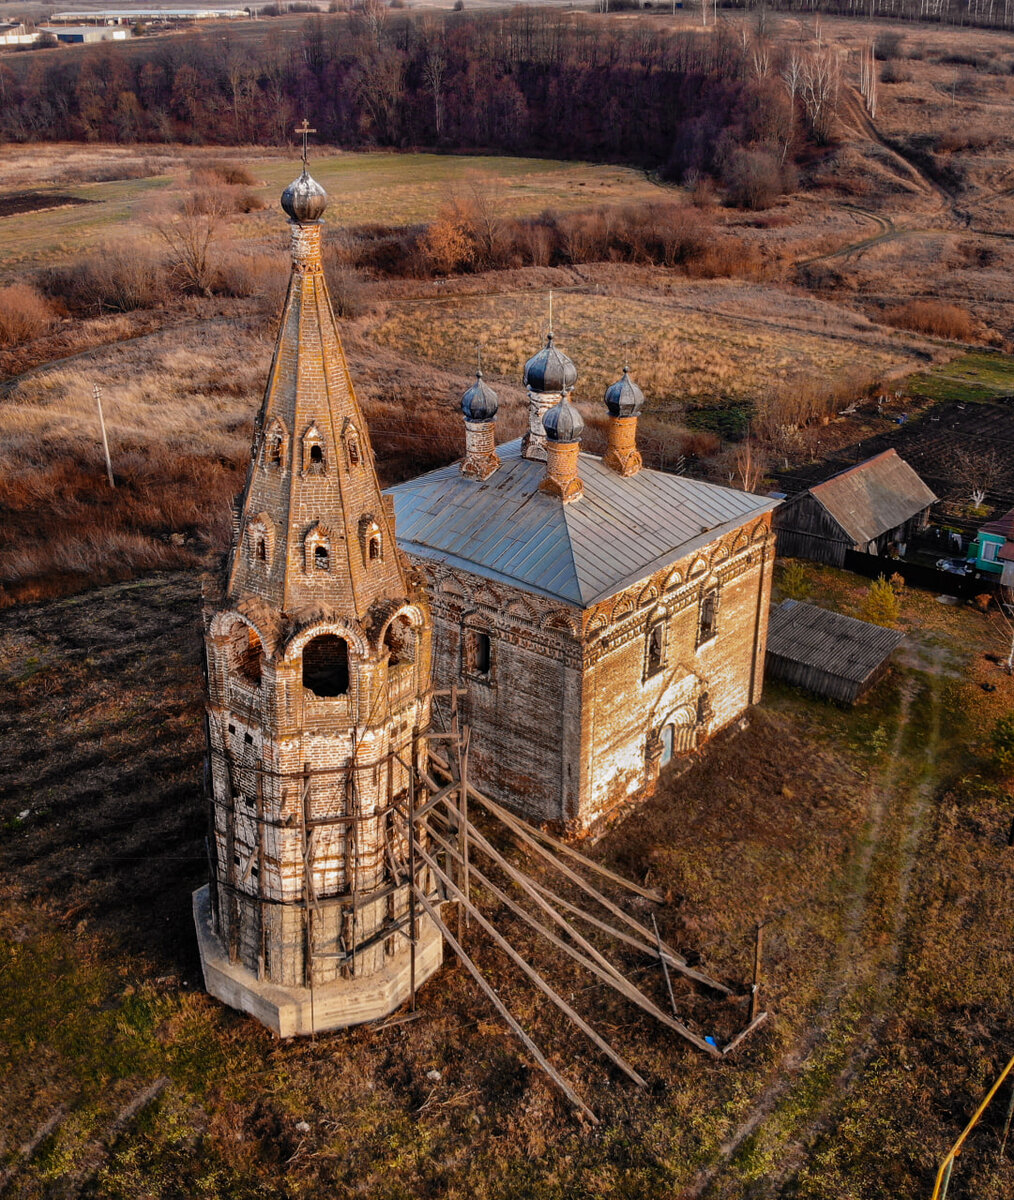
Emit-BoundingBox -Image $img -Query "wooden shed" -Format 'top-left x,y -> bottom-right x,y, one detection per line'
774,450 -> 936,567
765,599 -> 905,706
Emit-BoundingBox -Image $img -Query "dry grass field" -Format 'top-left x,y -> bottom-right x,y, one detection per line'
3,11 -> 1014,1197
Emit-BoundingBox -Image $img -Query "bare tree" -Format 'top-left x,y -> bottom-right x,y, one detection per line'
152,194 -> 224,296
423,43 -> 447,139
950,446 -> 1004,510
799,45 -> 841,144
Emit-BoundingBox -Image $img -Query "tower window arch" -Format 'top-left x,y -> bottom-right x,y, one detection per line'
246,513 -> 274,570
302,424 -> 327,475
263,418 -> 288,471
304,524 -> 333,574
302,634 -> 349,697
359,516 -> 383,565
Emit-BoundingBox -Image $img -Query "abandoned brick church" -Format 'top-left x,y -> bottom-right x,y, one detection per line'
194,164 -> 776,1034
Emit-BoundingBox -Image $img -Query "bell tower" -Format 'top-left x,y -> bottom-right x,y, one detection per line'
193,145 -> 442,1036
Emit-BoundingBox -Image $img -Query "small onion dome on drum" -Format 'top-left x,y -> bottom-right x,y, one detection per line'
461,370 -> 499,422
543,397 -> 584,444
523,332 -> 577,395
281,168 -> 328,222
604,366 -> 645,418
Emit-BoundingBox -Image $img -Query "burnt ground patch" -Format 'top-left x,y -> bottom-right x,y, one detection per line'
0,191 -> 93,218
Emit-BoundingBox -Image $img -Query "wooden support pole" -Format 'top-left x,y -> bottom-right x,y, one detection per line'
408,725 -> 419,1011
256,767 -> 266,979
429,752 -> 664,902
999,1076 -> 1014,1160
722,1011 -> 768,1057
411,882 -> 598,1123
423,811 -> 720,1058
414,838 -> 647,1088
750,923 -> 764,1024
437,764 -> 714,987
652,912 -> 679,1019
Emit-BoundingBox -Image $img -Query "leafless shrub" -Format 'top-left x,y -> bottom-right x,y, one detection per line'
0,284 -> 56,347
40,246 -> 170,315
881,300 -> 975,340
192,160 -> 257,187
881,61 -> 914,84
153,195 -> 221,296
722,147 -> 785,210
213,251 -> 289,302
936,125 -> 1001,153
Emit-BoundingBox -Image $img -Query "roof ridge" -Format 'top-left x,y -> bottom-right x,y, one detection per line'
810,448 -> 897,492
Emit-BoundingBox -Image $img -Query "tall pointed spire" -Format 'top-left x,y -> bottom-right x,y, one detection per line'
227,162 -> 406,625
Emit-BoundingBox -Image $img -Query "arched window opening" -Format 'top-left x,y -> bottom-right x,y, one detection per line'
268,434 -> 283,468
310,443 -> 324,466
348,437 -> 360,466
302,634 -> 349,698
256,538 -> 266,562
645,621 -> 665,678
660,724 -> 675,767
467,629 -> 492,677
698,589 -> 718,645
314,544 -> 330,571
368,533 -> 382,562
230,622 -> 262,688
385,615 -> 416,667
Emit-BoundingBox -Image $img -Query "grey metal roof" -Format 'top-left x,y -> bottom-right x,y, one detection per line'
524,334 -> 577,394
281,169 -> 327,223
386,439 -> 776,607
766,599 -> 904,684
461,372 -> 499,422
807,450 -> 936,545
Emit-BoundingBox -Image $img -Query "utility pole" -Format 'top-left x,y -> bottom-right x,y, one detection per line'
93,384 -> 114,488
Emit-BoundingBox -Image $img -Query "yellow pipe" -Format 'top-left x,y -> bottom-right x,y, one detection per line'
931,1051 -> 1014,1200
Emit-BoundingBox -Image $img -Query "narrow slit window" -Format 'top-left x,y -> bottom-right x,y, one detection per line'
646,622 -> 665,677
699,590 -> 718,643
255,538 -> 266,562
348,438 -> 360,466
268,436 -> 282,467
314,544 -> 330,571
473,631 -> 491,675
368,533 -> 381,562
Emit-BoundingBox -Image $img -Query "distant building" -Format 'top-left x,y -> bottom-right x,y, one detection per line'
765,599 -> 904,707
0,21 -> 37,44
967,507 -> 1014,586
39,23 -> 129,41
49,8 -> 247,23
773,449 -> 936,568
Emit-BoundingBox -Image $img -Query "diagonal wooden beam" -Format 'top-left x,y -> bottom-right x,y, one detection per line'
410,883 -> 598,1123
413,837 -> 647,1088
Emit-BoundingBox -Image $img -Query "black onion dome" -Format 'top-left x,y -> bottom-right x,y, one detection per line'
523,333 -> 577,395
281,168 -> 328,222
461,371 -> 499,422
543,397 -> 584,444
604,367 -> 645,418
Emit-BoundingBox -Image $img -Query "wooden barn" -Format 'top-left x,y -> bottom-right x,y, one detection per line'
765,599 -> 905,706
774,450 -> 936,567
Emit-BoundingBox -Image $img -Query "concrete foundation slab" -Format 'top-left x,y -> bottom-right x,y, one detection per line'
193,886 -> 444,1036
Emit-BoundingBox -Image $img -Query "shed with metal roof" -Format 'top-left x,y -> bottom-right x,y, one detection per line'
773,449 -> 936,567
765,599 -> 904,706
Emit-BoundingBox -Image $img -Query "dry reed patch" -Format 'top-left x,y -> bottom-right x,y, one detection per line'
367,289 -> 923,411
0,284 -> 55,347
882,299 -> 977,340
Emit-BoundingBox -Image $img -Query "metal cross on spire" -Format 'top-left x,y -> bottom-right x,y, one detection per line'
295,119 -> 316,170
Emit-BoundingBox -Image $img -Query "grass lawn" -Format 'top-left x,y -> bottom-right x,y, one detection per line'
905,350 -> 1014,404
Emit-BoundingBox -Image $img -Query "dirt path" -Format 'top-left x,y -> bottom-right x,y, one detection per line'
687,646 -> 947,1198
